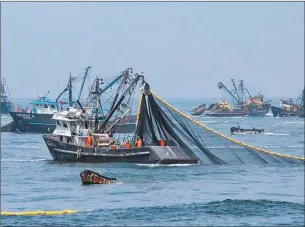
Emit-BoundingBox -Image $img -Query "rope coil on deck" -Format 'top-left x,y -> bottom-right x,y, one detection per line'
150,91 -> 305,162
1,209 -> 78,216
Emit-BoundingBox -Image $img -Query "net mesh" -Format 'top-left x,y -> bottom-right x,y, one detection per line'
136,90 -> 304,165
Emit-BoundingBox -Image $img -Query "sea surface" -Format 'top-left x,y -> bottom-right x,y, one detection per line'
1,98 -> 304,226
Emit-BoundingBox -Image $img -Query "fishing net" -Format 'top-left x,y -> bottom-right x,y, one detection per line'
135,88 -> 304,165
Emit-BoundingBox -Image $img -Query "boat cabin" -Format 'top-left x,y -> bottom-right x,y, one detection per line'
31,96 -> 59,114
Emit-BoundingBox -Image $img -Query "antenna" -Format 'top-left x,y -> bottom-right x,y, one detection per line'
38,75 -> 40,97
57,68 -> 60,96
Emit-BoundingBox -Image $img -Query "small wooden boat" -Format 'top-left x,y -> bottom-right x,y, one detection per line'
230,126 -> 264,134
190,104 -> 206,116
80,169 -> 116,185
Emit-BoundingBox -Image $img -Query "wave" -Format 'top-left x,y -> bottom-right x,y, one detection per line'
135,163 -> 198,168
2,145 -> 46,149
264,132 -> 290,136
1,159 -> 49,162
282,121 -> 305,125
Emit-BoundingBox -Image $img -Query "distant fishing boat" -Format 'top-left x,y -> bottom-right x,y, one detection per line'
6,67 -> 91,133
271,89 -> 304,117
206,79 -> 271,117
190,104 -> 206,116
1,79 -> 13,114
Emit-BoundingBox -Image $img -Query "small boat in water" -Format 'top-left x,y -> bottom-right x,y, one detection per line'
230,125 -> 264,134
80,169 -> 116,185
190,104 -> 206,116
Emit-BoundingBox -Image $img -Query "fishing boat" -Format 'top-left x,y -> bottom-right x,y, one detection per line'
80,169 -> 116,185
190,104 -> 206,116
43,69 -> 305,165
271,89 -> 304,117
206,79 -> 271,117
1,79 -> 13,114
230,126 -> 264,134
5,67 -> 91,133
43,70 -> 200,164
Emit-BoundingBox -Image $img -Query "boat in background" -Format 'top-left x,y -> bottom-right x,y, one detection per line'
271,89 -> 304,117
190,104 -> 206,116
230,125 -> 264,134
5,67 -> 91,133
206,79 -> 271,117
1,79 -> 13,114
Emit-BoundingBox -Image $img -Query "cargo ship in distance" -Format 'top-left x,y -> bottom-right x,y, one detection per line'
205,79 -> 271,117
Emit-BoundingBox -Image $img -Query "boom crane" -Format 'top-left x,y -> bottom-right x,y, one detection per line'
218,82 -> 242,105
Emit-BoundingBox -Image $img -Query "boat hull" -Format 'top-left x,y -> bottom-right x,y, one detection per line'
43,135 -> 199,164
206,104 -> 270,117
190,104 -> 206,116
9,111 -> 56,133
230,127 -> 264,134
271,106 -> 304,117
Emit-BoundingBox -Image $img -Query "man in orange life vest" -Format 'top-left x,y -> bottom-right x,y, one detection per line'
124,140 -> 131,149
136,137 -> 142,147
85,134 -> 93,147
159,139 -> 165,146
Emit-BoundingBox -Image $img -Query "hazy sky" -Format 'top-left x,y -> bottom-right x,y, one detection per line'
1,2 -> 304,100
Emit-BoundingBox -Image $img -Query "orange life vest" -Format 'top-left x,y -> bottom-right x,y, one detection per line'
85,136 -> 93,147
125,142 -> 131,149
136,139 -> 142,147
160,139 -> 165,146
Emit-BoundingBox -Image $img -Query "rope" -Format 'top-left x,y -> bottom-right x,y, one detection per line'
150,91 -> 305,162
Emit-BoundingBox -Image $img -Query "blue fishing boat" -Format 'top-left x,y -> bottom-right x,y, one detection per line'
9,94 -> 61,133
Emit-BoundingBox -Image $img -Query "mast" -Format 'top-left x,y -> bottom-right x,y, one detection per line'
97,73 -> 143,133
57,68 -> 60,96
76,66 -> 91,106
38,75 -> 40,97
68,71 -> 73,107
231,79 -> 241,103
93,78 -> 101,132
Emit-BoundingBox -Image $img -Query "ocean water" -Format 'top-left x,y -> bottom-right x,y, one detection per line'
1,99 -> 304,226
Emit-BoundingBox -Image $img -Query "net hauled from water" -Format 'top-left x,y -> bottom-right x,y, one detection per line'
135,89 -> 304,165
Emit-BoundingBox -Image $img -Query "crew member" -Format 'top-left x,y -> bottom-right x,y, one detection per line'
159,139 -> 165,146
136,137 -> 142,147
85,135 -> 93,147
124,140 -> 131,149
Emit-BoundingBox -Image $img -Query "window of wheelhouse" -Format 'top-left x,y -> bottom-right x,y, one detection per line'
56,120 -> 61,126
60,136 -> 63,142
50,104 -> 56,110
44,104 -> 48,108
